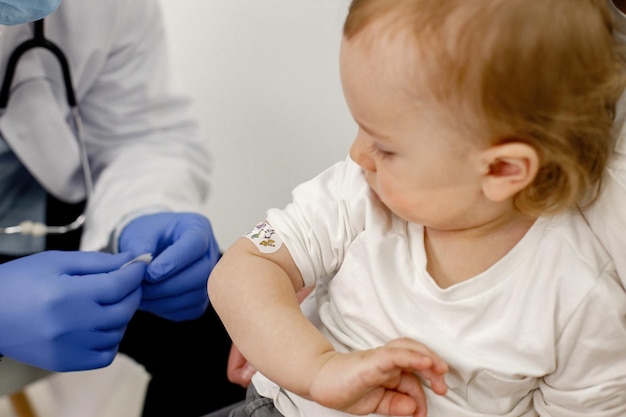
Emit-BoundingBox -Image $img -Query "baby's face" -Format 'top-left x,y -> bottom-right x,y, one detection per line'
341,23 -> 492,231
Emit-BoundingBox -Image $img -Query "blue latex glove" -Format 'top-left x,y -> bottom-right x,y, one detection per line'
0,251 -> 145,372
118,212 -> 220,322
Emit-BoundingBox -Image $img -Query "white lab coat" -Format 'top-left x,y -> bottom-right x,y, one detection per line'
0,0 -> 211,251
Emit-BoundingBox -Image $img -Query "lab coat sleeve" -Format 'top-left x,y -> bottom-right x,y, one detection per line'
75,0 -> 212,251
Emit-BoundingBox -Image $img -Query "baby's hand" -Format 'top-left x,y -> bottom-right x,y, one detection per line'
310,337 -> 448,417
227,343 -> 256,387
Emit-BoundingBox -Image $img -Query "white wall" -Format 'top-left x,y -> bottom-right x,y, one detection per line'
158,0 -> 356,251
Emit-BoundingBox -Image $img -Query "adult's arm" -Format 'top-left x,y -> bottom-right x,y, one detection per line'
57,0 -> 212,252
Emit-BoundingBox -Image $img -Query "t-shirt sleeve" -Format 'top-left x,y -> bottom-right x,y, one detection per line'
266,157 -> 369,288
534,269 -> 626,416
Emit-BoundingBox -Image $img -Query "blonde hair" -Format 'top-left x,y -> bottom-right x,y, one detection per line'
345,0 -> 626,215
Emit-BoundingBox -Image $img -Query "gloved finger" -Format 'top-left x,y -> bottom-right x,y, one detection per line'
62,347 -> 119,372
95,286 -> 143,330
88,327 -> 128,352
146,228 -> 213,283
85,350 -> 119,371
45,331 -> 123,372
89,262 -> 146,306
53,251 -> 138,275
139,287 -> 208,314
51,351 -> 117,372
164,307 -> 207,322
118,227 -> 159,258
141,258 -> 211,300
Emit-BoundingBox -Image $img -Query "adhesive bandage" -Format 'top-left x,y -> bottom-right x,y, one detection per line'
243,221 -> 283,253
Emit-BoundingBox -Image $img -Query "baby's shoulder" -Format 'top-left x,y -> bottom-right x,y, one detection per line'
540,210 -> 615,284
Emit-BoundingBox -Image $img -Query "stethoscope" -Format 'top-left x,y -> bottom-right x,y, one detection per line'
0,18 -> 93,236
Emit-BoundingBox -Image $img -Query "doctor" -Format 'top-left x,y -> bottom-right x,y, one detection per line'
0,0 -> 245,416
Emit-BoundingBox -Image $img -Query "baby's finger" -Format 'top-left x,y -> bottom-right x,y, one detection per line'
419,369 -> 448,396
387,337 -> 447,366
391,371 -> 428,417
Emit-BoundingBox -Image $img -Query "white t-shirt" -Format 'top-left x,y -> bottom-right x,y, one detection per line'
251,158 -> 626,417
583,1 -> 626,287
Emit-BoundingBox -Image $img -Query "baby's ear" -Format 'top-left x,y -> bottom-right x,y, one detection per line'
480,142 -> 539,202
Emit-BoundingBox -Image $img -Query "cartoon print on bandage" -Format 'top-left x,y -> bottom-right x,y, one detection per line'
244,221 -> 283,253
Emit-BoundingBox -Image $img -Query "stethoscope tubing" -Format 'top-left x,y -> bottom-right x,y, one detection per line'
0,19 -> 76,109
0,19 -> 92,236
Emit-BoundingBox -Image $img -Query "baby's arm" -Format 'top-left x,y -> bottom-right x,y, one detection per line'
226,286 -> 315,388
208,237 -> 447,417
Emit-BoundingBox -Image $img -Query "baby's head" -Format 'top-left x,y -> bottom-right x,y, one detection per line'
343,0 -> 625,224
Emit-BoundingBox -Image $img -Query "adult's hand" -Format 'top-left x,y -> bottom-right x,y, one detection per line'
0,251 -> 145,371
119,212 -> 220,322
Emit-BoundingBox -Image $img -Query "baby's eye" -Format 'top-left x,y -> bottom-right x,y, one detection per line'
369,143 -> 394,158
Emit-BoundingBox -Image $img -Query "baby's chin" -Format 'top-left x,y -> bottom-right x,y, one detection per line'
369,188 -> 397,216
368,187 -> 381,201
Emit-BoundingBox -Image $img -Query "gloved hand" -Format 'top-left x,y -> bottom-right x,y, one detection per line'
118,212 -> 220,322
0,250 -> 145,372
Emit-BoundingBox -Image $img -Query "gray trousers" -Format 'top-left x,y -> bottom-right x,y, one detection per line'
203,384 -> 284,417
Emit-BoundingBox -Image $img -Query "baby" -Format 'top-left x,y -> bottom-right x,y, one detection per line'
208,0 -> 626,416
